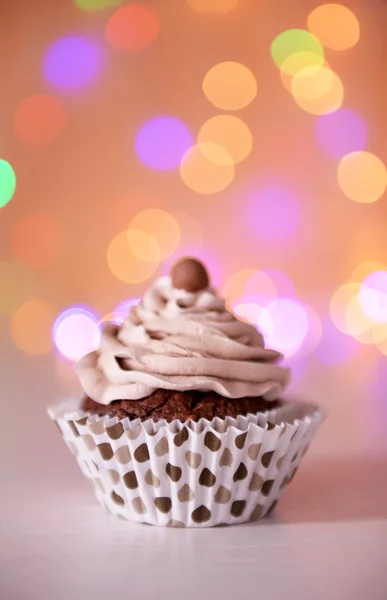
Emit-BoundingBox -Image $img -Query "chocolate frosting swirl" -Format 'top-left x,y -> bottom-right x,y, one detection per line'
76,271 -> 290,405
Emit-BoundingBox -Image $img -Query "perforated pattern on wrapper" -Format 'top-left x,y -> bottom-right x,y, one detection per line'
49,400 -> 323,527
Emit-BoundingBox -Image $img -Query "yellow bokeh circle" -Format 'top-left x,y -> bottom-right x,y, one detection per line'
222,268 -> 256,308
202,62 -> 257,111
128,209 -> 180,259
198,115 -> 253,165
352,322 -> 387,345
351,262 -> 387,283
377,337 -> 387,356
308,4 -> 360,51
126,229 -> 160,263
280,51 -> 324,78
330,281 -> 387,345
107,231 -> 159,284
10,300 -> 54,354
280,56 -> 330,93
330,282 -> 360,335
180,143 -> 235,194
291,66 -> 343,114
337,151 -> 387,204
345,294 -> 376,338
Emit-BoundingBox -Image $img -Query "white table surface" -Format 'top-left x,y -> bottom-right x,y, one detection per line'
2,359 -> 387,599
2,452 -> 387,600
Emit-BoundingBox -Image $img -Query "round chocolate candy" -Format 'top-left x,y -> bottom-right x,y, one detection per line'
171,257 -> 209,293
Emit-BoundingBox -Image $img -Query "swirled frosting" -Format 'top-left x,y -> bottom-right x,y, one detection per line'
76,275 -> 290,404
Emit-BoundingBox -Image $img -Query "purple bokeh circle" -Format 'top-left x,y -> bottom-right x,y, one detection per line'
261,268 -> 295,297
314,108 -> 367,159
359,270 -> 387,323
44,36 -> 101,89
315,317 -> 359,365
135,116 -> 193,170
248,186 -> 301,241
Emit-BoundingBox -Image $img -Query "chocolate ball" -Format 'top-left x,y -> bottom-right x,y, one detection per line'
171,257 -> 210,293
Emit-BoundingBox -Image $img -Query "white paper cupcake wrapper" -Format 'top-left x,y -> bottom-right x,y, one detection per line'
48,399 -> 324,528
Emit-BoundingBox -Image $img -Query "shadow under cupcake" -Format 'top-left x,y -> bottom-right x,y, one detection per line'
49,257 -> 324,527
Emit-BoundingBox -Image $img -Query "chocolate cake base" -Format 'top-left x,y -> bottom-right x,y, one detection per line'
82,389 -> 281,423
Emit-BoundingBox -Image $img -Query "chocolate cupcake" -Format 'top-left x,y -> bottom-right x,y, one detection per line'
49,257 -> 323,527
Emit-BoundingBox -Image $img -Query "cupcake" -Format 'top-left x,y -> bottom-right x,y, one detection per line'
49,257 -> 323,527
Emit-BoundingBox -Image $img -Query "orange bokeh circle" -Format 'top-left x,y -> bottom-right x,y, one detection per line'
14,94 -> 66,145
106,5 -> 159,52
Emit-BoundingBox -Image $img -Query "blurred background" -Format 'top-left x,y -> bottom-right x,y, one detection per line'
1,0 -> 387,475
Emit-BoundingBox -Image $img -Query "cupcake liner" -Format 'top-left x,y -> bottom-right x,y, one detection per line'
48,399 -> 324,528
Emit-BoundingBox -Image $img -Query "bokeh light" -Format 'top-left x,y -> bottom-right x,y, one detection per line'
244,271 -> 277,305
112,297 -> 140,324
126,229 -> 160,263
186,0 -> 238,14
0,159 -> 16,209
351,322 -> 387,345
10,300 -> 54,354
271,29 -> 324,74
344,293 -> 378,339
279,52 -> 326,85
280,57 -> 330,94
107,231 -> 160,283
53,306 -> 101,361
330,282 -> 360,335
135,116 -> 192,170
261,298 -> 309,358
233,302 -> 274,339
11,213 -> 64,270
314,108 -> 367,158
260,269 -> 295,298
291,66 -> 343,115
287,358 -> 310,388
292,65 -> 327,104
297,304 -> 322,359
129,209 -> 180,259
359,271 -> 387,323
0,261 -> 35,316
352,262 -> 387,283
14,95 -> 66,146
172,211 -> 204,256
98,312 -> 117,328
105,4 -> 159,52
76,0 -> 121,11
376,337 -> 387,357
109,190 -> 161,233
180,143 -> 235,194
198,115 -> 253,165
330,280 -> 387,345
223,269 -> 295,314
44,36 -> 101,89
337,151 -> 387,204
222,268 -> 256,308
345,292 -> 387,345
308,4 -> 360,51
248,186 -> 301,241
202,62 -> 257,110
316,316 -> 359,364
